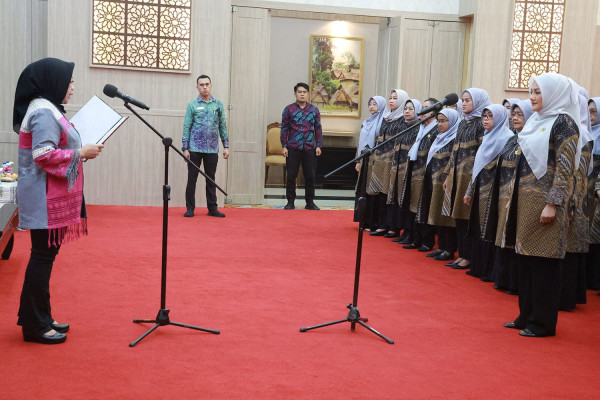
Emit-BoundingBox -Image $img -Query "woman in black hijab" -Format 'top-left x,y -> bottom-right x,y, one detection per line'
14,58 -> 104,344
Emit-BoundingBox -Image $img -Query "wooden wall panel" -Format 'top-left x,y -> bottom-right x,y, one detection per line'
399,19 -> 433,101
43,0 -> 232,207
228,6 -> 270,204
429,21 -> 464,99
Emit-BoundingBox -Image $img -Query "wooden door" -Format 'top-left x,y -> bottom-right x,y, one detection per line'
227,6 -> 270,204
429,21 -> 465,100
399,19 -> 433,101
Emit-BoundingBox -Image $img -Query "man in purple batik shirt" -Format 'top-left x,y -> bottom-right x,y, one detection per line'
280,82 -> 322,210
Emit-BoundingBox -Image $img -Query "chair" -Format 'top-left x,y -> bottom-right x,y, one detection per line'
265,122 -> 286,186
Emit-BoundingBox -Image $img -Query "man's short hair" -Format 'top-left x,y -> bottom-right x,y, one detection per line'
294,82 -> 309,92
425,98 -> 438,104
197,74 -> 211,84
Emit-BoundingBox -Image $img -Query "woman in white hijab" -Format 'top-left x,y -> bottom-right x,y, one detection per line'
443,88 -> 491,269
417,108 -> 460,261
463,104 -> 515,282
367,89 -> 410,236
503,72 -> 581,338
562,86 -> 594,310
587,97 -> 600,293
354,95 -> 387,227
493,99 -> 533,296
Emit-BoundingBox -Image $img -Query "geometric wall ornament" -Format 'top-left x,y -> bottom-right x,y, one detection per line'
508,0 -> 565,89
92,0 -> 191,71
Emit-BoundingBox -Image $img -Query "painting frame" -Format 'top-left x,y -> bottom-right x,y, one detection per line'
309,35 -> 364,118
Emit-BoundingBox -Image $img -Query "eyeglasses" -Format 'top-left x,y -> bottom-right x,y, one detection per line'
590,109 -> 598,116
437,119 -> 449,123
512,112 -> 524,118
404,107 -> 414,111
482,114 -> 493,120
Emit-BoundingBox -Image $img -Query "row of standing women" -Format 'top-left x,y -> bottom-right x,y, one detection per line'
354,72 -> 600,338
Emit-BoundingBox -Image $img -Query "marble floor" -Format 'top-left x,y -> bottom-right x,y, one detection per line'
228,187 -> 355,210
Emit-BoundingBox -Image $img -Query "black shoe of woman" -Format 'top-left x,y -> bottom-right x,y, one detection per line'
384,231 -> 399,238
23,327 -> 67,344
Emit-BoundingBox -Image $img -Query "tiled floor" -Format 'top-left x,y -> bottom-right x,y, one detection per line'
228,187 -> 355,210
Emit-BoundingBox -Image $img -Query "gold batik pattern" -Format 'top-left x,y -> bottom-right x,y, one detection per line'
388,123 -> 420,206
589,156 -> 600,244
410,127 -> 439,213
512,115 -> 578,259
421,141 -> 455,227
366,118 -> 405,195
495,138 -> 520,248
442,118 -> 485,219
566,143 -> 592,253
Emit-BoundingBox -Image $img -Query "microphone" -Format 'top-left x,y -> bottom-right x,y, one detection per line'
417,93 -> 459,116
103,84 -> 150,110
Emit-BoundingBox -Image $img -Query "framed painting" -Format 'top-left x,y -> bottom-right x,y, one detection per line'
309,35 -> 364,118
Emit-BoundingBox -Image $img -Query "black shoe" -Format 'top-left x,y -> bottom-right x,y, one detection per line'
23,329 -> 67,345
451,263 -> 470,270
444,262 -> 458,267
284,202 -> 295,210
403,244 -> 418,249
370,230 -> 386,236
519,328 -> 549,337
434,251 -> 454,261
504,321 -> 521,330
391,236 -> 404,242
418,245 -> 431,252
384,231 -> 399,238
427,249 -> 443,258
51,321 -> 69,334
506,289 -> 518,295
397,236 -> 411,244
305,202 -> 320,210
184,210 -> 194,217
207,209 -> 225,218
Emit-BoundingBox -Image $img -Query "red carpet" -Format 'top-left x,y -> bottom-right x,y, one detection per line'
1,205 -> 599,399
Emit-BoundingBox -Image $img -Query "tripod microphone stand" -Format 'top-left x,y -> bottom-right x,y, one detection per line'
123,102 -> 224,347
300,196 -> 394,344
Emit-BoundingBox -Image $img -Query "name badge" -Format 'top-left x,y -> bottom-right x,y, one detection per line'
197,106 -> 204,110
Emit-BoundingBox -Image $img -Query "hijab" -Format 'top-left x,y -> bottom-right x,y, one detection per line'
357,96 -> 387,155
590,97 -> 600,155
577,86 -> 593,147
409,105 -> 437,161
471,104 -> 515,182
13,57 -> 74,133
510,99 -> 534,131
427,108 -> 460,166
518,72 -> 583,179
462,88 -> 491,121
455,99 -> 464,120
503,98 -> 521,108
404,99 -> 422,125
383,89 -> 409,123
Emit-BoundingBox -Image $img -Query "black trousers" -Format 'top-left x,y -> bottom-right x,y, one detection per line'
185,152 -> 219,211
455,218 -> 471,259
286,148 -> 317,203
414,222 -> 435,248
18,229 -> 61,333
514,254 -> 562,336
437,225 -> 457,253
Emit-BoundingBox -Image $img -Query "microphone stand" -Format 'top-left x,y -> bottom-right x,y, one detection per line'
300,196 -> 394,343
298,111 -> 439,343
123,102 -> 225,347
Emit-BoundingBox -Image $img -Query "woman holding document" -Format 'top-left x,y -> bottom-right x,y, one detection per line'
13,58 -> 104,344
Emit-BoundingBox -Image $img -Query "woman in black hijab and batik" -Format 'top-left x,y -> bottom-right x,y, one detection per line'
13,58 -> 104,344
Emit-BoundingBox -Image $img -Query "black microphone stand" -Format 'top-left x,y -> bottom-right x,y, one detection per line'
300,196 -> 393,343
298,111 -> 440,343
123,102 -> 225,347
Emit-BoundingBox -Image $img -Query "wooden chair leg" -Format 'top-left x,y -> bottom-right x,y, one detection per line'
265,165 -> 269,186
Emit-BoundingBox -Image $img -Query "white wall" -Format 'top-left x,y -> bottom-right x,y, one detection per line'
267,17 -> 380,139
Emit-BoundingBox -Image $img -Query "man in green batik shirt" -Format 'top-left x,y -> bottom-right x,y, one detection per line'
182,74 -> 229,218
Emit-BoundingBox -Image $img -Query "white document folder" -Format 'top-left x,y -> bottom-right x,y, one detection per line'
70,95 -> 128,145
